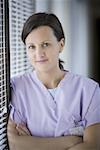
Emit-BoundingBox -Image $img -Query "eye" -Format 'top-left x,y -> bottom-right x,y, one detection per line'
42,42 -> 49,48
27,45 -> 35,50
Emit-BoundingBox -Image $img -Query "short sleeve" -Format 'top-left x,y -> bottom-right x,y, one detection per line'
9,79 -> 26,124
84,84 -> 100,127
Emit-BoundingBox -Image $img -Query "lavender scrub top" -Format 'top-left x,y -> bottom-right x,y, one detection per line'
9,70 -> 100,137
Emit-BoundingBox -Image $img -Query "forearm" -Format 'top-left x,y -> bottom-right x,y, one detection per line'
7,119 -> 82,150
11,135 -> 82,150
68,142 -> 98,150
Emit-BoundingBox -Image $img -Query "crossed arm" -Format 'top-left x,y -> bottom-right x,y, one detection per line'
7,119 -> 100,150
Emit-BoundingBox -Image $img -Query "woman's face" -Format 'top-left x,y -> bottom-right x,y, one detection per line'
25,26 -> 64,73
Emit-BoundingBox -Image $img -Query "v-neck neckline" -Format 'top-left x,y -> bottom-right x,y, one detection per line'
30,70 -> 72,110
34,70 -> 70,88
30,70 -> 71,97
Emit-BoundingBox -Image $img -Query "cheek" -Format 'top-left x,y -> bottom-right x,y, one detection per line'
27,51 -> 34,59
27,54 -> 36,65
53,49 -> 60,58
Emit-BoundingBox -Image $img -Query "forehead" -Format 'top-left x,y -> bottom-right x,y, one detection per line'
25,26 -> 57,44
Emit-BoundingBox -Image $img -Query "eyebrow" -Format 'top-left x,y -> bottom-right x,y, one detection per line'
26,40 -> 51,45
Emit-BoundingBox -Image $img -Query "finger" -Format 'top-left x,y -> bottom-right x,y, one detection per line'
17,124 -> 31,135
16,126 -> 28,135
16,125 -> 31,135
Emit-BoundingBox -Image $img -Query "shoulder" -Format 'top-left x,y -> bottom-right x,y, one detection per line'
68,72 -> 99,89
65,71 -> 100,99
10,71 -> 35,90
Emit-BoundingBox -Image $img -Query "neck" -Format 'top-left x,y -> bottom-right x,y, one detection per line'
36,68 -> 65,89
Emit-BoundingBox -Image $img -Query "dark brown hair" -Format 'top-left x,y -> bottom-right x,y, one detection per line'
21,12 -> 65,70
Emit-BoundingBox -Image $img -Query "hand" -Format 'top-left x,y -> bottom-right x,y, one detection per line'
7,119 -> 19,150
7,119 -> 18,137
16,123 -> 31,136
7,119 -> 31,150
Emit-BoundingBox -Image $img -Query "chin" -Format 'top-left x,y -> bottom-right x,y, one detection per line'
36,67 -> 53,73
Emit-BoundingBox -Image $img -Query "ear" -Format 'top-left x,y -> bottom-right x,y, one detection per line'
59,38 -> 65,53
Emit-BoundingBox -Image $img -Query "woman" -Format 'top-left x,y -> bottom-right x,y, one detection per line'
7,12 -> 100,150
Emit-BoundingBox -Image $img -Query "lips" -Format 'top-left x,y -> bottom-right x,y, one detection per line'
36,59 -> 48,63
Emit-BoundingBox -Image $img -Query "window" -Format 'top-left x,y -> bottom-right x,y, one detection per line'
0,0 -> 35,149
9,0 -> 35,77
0,0 -> 10,149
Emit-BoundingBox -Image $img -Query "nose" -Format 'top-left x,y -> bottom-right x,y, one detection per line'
36,47 -> 45,58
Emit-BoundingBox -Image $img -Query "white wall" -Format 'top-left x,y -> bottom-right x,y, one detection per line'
35,0 -> 90,76
68,1 -> 90,76
51,0 -> 71,70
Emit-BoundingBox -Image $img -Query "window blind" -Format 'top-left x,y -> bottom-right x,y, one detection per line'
0,0 -> 10,149
9,0 -> 35,77
0,0 -> 35,149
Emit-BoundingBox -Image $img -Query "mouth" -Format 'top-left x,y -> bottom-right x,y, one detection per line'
35,59 -> 48,63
